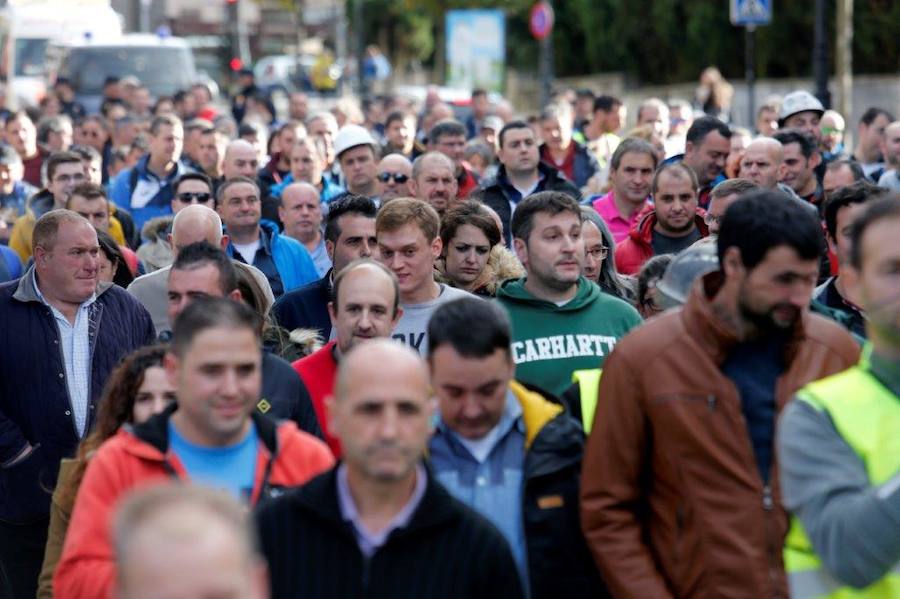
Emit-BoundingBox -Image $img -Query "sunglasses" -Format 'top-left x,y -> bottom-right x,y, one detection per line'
378,171 -> 409,184
176,191 -> 212,204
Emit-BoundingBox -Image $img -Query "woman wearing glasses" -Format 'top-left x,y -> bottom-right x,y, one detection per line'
580,206 -> 635,303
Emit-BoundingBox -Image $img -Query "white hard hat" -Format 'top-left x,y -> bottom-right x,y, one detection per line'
333,124 -> 377,158
778,91 -> 825,126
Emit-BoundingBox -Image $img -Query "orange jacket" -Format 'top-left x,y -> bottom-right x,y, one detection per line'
53,406 -> 334,599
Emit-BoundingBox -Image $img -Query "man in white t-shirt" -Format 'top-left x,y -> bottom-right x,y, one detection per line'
375,197 -> 472,355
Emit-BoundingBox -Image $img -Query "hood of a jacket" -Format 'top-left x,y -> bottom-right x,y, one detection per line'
496,276 -> 600,312
510,380 -> 584,479
26,189 -> 55,218
140,215 -> 174,242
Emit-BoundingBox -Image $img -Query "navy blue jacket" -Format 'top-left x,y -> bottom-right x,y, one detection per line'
271,269 -> 331,340
0,269 -> 155,523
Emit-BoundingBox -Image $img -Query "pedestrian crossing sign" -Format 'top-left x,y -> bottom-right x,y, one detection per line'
731,0 -> 772,26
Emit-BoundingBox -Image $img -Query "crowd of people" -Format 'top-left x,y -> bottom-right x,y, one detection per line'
0,65 -> 898,599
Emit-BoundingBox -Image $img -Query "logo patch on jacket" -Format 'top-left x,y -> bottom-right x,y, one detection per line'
537,494 -> 564,509
256,399 -> 271,414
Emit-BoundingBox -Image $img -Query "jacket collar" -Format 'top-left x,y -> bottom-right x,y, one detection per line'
292,463 -> 462,535
128,402 -> 281,460
13,266 -> 113,304
630,208 -> 710,244
681,271 -> 807,365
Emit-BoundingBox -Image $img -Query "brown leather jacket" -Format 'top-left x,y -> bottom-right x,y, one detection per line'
580,273 -> 860,598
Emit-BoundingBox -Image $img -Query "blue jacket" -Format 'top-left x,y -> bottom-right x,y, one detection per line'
0,268 -> 155,523
271,268 -> 331,340
109,155 -> 193,231
0,245 -> 22,283
226,219 -> 320,295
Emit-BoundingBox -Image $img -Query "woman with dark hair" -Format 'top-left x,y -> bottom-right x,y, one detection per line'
96,228 -> 134,288
580,206 -> 635,303
437,201 -> 524,297
37,345 -> 176,598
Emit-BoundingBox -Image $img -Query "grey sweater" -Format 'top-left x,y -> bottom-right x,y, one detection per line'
777,352 -> 900,589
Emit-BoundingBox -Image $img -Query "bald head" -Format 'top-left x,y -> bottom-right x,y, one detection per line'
376,153 -> 413,201
222,139 -> 259,180
739,137 -> 785,189
334,339 -> 427,402
171,204 -> 224,252
115,484 -> 267,599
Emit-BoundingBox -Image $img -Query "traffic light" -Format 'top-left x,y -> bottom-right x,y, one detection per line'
230,57 -> 243,71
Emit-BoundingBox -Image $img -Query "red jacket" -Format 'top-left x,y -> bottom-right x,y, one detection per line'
457,162 -> 480,199
614,209 -> 709,275
293,341 -> 341,456
53,406 -> 334,599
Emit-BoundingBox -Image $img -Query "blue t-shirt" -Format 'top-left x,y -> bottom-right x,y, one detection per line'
169,420 -> 259,501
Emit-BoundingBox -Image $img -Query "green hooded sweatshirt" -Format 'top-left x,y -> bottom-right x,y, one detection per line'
496,277 -> 642,396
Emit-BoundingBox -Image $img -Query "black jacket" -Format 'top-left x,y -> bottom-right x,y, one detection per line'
478,162 -> 581,246
271,268 -> 331,339
256,465 -> 525,599
259,351 -> 323,440
0,269 -> 155,523
520,385 -> 610,598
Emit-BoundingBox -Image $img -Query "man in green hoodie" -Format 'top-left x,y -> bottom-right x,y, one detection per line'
496,191 -> 642,396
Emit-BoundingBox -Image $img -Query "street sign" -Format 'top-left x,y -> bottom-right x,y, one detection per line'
730,0 -> 772,26
529,1 -> 554,41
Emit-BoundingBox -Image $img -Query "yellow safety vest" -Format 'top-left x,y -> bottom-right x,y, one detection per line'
571,369 -> 601,433
784,362 -> 900,598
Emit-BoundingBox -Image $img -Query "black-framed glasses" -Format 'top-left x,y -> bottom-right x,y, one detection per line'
176,192 -> 213,204
378,171 -> 409,184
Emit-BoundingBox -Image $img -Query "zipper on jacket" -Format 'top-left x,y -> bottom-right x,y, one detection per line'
762,485 -> 774,511
706,394 -> 717,412
361,555 -> 371,593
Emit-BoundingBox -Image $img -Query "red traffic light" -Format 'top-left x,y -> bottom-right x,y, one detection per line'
230,57 -> 243,71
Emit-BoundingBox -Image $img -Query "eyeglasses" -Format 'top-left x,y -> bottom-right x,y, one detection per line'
176,191 -> 213,204
378,172 -> 409,184
586,247 -> 609,259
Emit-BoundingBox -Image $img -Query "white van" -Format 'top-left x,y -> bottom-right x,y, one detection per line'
0,0 -> 123,107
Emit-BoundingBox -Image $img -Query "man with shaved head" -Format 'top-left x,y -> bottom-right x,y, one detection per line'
739,137 -> 786,189
258,339 -> 524,598
409,151 -> 458,215
376,153 -> 413,202
279,182 -> 331,277
219,139 -> 284,224
127,203 -> 274,334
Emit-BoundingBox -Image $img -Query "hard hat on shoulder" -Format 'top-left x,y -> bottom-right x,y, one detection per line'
778,91 -> 825,127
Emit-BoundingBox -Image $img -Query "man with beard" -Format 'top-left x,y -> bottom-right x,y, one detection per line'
581,190 -> 859,598
496,191 -> 641,396
615,162 -> 709,275
779,195 -> 900,598
409,152 -> 458,216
